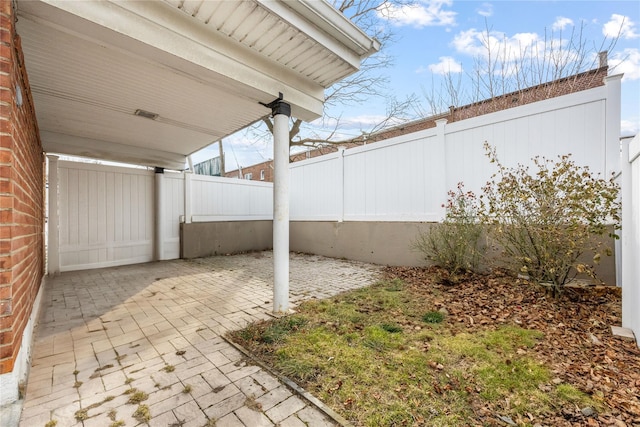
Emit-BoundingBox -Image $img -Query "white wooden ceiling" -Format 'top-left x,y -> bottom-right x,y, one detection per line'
16,0 -> 378,170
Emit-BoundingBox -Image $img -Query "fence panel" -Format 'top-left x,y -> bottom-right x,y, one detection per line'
342,132 -> 443,221
58,161 -> 154,271
190,175 -> 272,221
289,82 -> 616,222
290,152 -> 342,220
443,89 -> 608,197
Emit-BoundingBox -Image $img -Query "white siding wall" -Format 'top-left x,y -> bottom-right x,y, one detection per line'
58,161 -> 154,271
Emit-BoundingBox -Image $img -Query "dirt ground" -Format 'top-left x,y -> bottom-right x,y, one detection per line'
384,266 -> 640,426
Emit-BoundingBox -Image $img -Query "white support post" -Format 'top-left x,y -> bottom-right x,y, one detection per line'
154,167 -> 165,261
47,155 -> 60,275
270,96 -> 292,314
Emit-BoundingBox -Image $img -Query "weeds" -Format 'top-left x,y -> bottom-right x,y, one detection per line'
74,409 -> 88,421
133,404 -> 151,423
413,183 -> 484,278
422,311 -> 444,323
126,389 -> 149,404
260,316 -> 307,344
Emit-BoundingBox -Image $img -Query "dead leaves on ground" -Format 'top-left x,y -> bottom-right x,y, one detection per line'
385,266 -> 640,426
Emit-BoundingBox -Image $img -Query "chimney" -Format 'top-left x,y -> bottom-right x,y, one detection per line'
598,51 -> 608,68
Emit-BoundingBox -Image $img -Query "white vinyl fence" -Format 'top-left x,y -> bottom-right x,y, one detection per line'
622,134 -> 640,343
55,160 -> 155,271
49,162 -> 273,272
49,75 -> 623,273
291,76 -> 621,221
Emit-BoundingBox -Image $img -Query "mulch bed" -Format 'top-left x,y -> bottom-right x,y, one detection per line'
384,266 -> 640,427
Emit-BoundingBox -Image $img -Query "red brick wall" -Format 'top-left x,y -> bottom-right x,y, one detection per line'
0,0 -> 45,375
225,159 -> 274,182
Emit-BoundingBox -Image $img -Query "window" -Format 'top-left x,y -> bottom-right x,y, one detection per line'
260,170 -> 265,180
244,173 -> 252,180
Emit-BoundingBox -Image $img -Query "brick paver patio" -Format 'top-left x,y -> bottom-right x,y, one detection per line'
18,252 -> 382,427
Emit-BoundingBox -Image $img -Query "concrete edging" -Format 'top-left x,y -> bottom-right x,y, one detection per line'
221,335 -> 354,427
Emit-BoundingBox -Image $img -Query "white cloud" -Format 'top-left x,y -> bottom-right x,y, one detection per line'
426,56 -> 463,75
609,48 -> 640,81
452,28 -> 540,59
603,14 -> 639,39
477,3 -> 493,18
620,119 -> 639,137
377,0 -> 456,28
552,17 -> 574,31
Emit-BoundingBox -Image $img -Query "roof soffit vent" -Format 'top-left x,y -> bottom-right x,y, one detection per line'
134,109 -> 159,120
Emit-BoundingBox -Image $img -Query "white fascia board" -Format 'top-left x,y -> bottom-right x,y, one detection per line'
287,0 -> 381,57
42,131 -> 187,170
22,0 -> 325,121
257,0 -> 380,69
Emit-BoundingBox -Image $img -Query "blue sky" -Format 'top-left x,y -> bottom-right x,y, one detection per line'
196,0 -> 640,171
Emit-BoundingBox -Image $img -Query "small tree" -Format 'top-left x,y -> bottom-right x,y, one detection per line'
414,183 -> 484,281
479,143 -> 620,295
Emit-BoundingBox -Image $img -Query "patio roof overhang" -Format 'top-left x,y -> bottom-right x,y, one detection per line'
16,0 -> 380,170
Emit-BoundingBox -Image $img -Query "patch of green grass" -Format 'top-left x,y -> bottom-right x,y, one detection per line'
162,365 -> 175,373
381,323 -> 403,333
383,278 -> 404,292
554,383 -> 601,410
482,325 -> 544,352
44,420 -> 57,427
363,325 -> 404,351
422,311 -> 444,323
182,384 -> 192,394
260,316 -> 307,344
228,278 -> 590,426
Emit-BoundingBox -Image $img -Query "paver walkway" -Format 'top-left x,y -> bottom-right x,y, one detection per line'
19,252 -> 382,427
